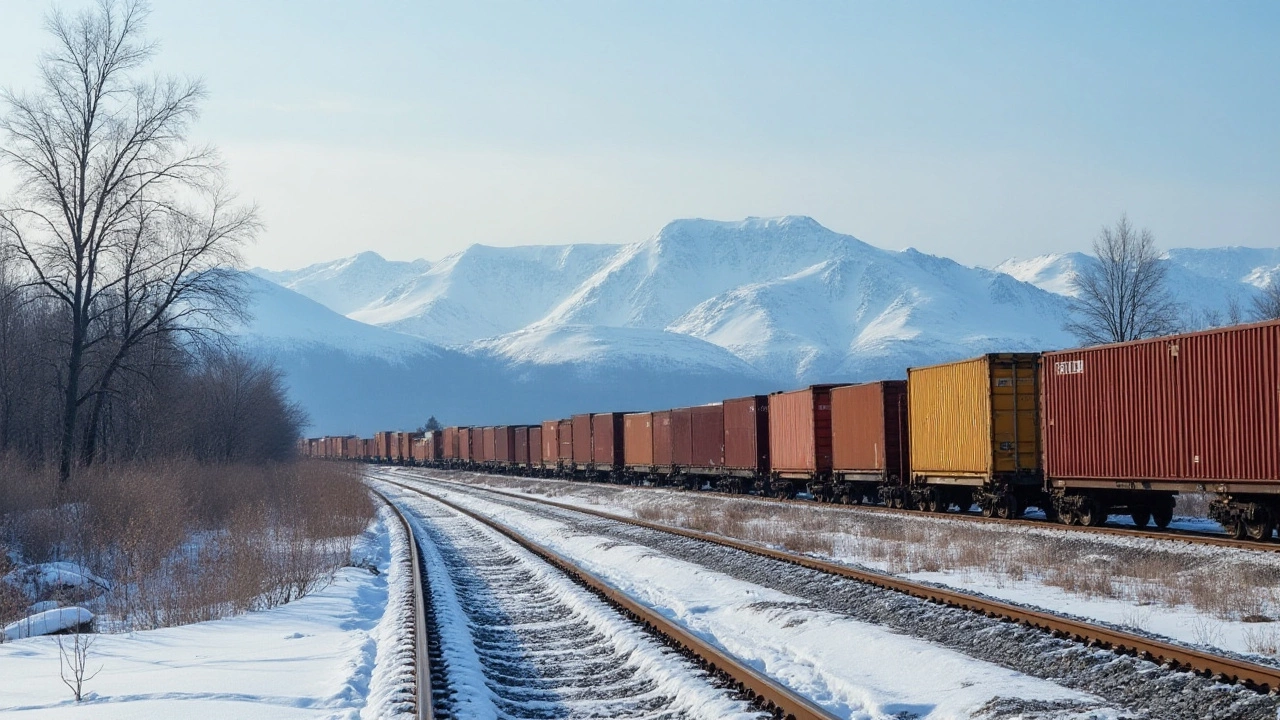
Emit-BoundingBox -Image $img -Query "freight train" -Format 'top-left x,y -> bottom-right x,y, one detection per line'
306,319 -> 1280,542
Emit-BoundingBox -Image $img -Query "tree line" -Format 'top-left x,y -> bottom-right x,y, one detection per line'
0,0 -> 300,475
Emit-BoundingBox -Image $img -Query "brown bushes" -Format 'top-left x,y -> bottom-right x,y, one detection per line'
0,458 -> 374,632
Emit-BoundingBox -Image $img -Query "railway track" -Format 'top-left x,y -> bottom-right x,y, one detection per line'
385,469 -> 1280,697
429,464 -> 1280,553
369,488 -> 432,720
374,478 -> 836,720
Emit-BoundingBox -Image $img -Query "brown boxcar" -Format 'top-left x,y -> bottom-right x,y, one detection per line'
653,411 -> 673,468
529,426 -> 543,466
514,426 -> 529,465
823,382 -> 908,505
558,419 -> 574,465
459,427 -> 473,462
1042,320 -> 1280,535
374,431 -> 393,461
769,385 -> 843,477
541,421 -> 559,466
670,408 -> 693,467
494,426 -> 515,464
572,414 -> 592,468
442,427 -> 458,460
481,425 -> 496,458
689,404 -> 724,469
591,412 -> 627,471
908,353 -> 1042,517
624,412 -> 654,467
724,395 -> 769,475
427,431 -> 442,461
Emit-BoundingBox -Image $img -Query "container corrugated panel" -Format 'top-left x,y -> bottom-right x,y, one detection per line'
558,420 -> 574,463
442,428 -> 457,459
1043,320 -> 1280,485
624,413 -> 654,466
724,395 -> 769,473
572,414 -> 592,465
541,421 -> 558,463
653,411 -> 673,466
591,413 -> 627,469
670,408 -> 693,466
908,353 -> 1041,478
495,426 -> 514,463
459,427 -> 473,462
481,425 -> 496,458
529,426 -> 543,465
690,404 -> 724,467
769,386 -> 841,473
514,426 -> 529,464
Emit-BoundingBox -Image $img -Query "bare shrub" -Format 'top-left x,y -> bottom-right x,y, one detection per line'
57,628 -> 101,702
1244,625 -> 1280,657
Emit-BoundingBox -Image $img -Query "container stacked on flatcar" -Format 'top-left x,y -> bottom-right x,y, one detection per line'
591,412 -> 627,480
623,412 -> 655,477
513,426 -> 530,467
768,385 -> 845,498
1041,319 -> 1280,537
558,419 -> 574,471
541,420 -> 559,473
908,353 -> 1042,518
820,381 -> 909,505
571,414 -> 592,472
722,395 -> 769,493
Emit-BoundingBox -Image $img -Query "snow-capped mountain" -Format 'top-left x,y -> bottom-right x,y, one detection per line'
996,247 -> 1280,324
246,216 -> 1278,434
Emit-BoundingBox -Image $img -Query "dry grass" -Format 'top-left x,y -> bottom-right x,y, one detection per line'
0,458 -> 374,632
456,472 -> 1280,627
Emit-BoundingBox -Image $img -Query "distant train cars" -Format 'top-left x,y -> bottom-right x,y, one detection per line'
303,319 -> 1280,540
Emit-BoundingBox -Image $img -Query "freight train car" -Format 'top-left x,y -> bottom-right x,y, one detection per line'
591,412 -> 627,480
1042,319 -> 1280,536
541,420 -> 559,474
907,353 -> 1042,518
558,419 -> 574,471
768,385 -> 844,498
722,395 -> 769,493
623,412 -> 655,477
810,381 -> 907,506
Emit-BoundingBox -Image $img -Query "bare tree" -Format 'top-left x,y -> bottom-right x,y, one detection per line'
0,0 -> 258,480
57,626 -> 102,702
1065,215 -> 1181,345
1252,277 -> 1280,321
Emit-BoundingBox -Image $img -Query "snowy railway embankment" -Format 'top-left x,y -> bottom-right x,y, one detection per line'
0,507 -> 416,720
384,470 -> 1280,720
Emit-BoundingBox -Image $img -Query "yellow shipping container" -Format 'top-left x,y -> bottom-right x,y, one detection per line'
908,353 -> 1042,484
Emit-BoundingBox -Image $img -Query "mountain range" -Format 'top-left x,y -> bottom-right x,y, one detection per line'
245,216 -> 1280,435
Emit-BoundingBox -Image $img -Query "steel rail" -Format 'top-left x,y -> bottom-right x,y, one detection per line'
409,463 -> 1280,553
370,488 -> 433,720
390,471 -> 1280,694
380,478 -> 839,720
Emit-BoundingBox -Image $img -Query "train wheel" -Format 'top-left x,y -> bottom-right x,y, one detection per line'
1246,518 -> 1274,541
1078,502 -> 1106,527
1130,508 -> 1151,528
1152,504 -> 1173,530
926,494 -> 942,513
980,502 -> 995,518
1230,520 -> 1249,540
996,497 -> 1019,519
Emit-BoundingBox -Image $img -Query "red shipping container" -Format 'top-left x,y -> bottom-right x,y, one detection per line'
770,385 -> 843,475
495,426 -> 514,463
831,382 -> 908,478
653,411 -> 673,467
540,421 -> 558,464
724,395 -> 769,473
592,412 -> 627,469
442,428 -> 457,460
671,408 -> 693,466
1042,320 -> 1280,489
624,413 -> 654,466
481,427 -> 496,462
689,404 -> 724,468
529,426 -> 543,465
572,414 -> 592,466
514,426 -> 529,464
459,427 -> 473,462
558,420 -> 574,464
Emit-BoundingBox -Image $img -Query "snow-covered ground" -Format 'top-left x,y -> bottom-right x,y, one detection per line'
404,470 -> 1280,664
0,509 -> 408,719
377,476 -> 1133,719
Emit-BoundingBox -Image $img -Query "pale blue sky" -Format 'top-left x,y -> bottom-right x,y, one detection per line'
1,1 -> 1277,269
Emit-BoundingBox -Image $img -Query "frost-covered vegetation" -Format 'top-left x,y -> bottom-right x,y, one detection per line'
1,459 -> 374,635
